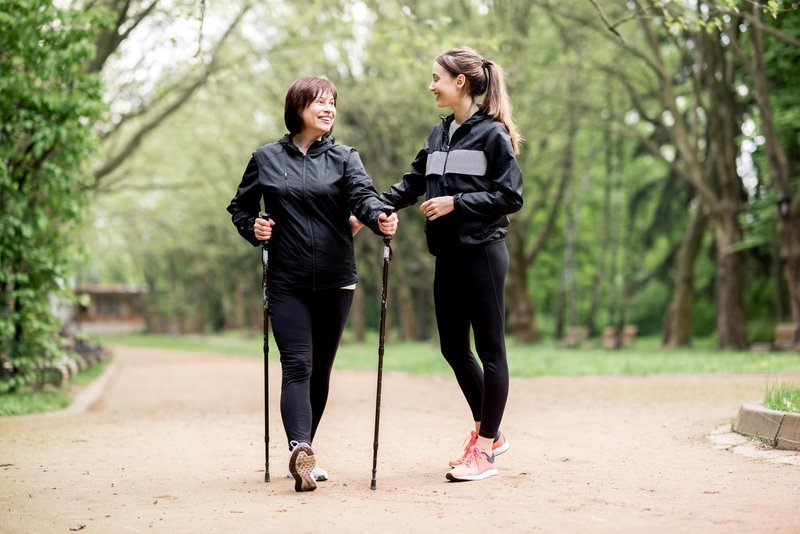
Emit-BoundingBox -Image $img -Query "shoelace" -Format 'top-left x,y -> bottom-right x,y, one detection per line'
460,433 -> 478,453
464,446 -> 491,467
462,446 -> 479,467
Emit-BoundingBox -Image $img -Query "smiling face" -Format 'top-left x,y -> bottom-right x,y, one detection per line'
429,62 -> 464,109
299,91 -> 336,137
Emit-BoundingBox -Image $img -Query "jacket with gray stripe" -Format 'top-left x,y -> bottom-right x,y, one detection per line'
227,135 -> 386,293
381,111 -> 523,256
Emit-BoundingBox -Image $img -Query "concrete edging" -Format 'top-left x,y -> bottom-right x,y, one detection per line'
734,401 -> 800,451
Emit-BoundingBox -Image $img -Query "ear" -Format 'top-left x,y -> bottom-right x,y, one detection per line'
455,74 -> 466,88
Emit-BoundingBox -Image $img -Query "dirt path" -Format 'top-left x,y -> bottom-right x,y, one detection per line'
1,346 -> 799,533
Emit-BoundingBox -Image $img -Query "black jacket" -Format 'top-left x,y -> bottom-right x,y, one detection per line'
381,112 -> 523,255
227,134 -> 386,293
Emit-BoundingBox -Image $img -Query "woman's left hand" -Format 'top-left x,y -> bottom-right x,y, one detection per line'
420,196 -> 454,220
378,212 -> 399,236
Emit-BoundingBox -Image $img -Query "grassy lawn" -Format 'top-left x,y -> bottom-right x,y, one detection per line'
98,331 -> 800,377
4,333 -> 797,417
0,360 -> 110,416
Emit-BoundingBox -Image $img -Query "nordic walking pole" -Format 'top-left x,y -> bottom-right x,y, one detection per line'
260,212 -> 271,483
371,206 -> 394,490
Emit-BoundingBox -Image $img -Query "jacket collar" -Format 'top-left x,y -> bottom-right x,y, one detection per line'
440,109 -> 488,129
280,133 -> 336,156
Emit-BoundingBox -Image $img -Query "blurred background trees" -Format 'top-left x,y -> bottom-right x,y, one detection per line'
2,0 -> 799,391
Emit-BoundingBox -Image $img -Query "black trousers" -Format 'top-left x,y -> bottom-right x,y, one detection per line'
269,288 -> 354,448
433,240 -> 510,440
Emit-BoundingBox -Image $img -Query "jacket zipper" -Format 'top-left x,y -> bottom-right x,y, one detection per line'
301,155 -> 317,290
441,119 -> 456,195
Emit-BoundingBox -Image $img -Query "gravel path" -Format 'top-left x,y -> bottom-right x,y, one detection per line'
1,346 -> 798,533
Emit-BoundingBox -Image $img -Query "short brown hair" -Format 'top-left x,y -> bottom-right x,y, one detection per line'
283,76 -> 338,135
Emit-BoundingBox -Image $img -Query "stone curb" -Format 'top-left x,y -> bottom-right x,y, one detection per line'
734,401 -> 800,451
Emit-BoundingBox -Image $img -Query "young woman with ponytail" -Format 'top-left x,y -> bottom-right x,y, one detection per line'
380,46 -> 524,481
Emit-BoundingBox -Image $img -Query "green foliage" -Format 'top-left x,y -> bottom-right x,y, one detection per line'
0,1 -> 106,392
79,0 -> 800,346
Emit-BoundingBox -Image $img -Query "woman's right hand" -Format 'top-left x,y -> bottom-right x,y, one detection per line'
254,217 -> 275,241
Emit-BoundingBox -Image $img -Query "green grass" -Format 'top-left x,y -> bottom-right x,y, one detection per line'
0,360 -> 111,417
764,383 -> 800,413
98,332 -> 800,377
0,390 -> 71,416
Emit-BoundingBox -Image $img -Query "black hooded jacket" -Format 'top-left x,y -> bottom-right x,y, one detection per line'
380,111 -> 523,256
227,134 -> 386,293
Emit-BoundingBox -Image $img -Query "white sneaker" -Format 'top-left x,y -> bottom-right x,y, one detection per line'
288,441 -> 316,492
286,465 -> 328,481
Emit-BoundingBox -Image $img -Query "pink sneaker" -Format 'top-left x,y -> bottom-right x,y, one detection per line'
492,431 -> 511,457
449,431 -> 510,467
449,431 -> 478,467
446,446 -> 497,481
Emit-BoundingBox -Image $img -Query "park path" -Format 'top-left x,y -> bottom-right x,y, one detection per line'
1,346 -> 799,533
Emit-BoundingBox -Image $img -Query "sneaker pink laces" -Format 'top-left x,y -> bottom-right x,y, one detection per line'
449,431 -> 478,467
446,445 -> 498,482
449,431 -> 510,467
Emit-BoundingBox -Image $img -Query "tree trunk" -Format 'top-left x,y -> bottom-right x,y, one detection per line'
223,282 -> 246,331
507,235 -> 537,342
391,250 -> 418,341
635,6 -> 748,349
563,193 -> 578,328
749,1 -> 800,344
712,217 -> 747,349
587,91 -> 615,336
662,206 -> 707,347
703,28 -> 748,350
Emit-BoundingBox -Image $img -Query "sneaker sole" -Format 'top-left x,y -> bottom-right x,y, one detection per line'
285,468 -> 328,482
289,444 -> 317,492
446,467 -> 498,482
493,439 -> 510,456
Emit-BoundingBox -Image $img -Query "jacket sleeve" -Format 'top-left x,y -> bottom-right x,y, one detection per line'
380,138 -> 430,210
226,155 -> 263,247
344,149 -> 389,235
453,127 -> 523,217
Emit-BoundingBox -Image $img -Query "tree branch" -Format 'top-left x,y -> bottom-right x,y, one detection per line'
92,4 -> 251,187
585,0 -> 625,43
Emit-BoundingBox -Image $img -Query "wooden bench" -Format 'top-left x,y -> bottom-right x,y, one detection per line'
561,326 -> 590,348
774,323 -> 799,351
602,325 -> 638,349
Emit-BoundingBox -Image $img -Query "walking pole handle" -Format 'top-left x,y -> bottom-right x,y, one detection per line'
259,212 -> 271,246
381,206 -> 395,248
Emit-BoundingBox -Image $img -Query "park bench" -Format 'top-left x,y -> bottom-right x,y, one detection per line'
561,326 -> 590,348
773,322 -> 799,351
602,325 -> 638,349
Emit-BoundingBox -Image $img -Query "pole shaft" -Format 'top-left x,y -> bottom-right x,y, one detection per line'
371,236 -> 391,490
262,242 -> 270,483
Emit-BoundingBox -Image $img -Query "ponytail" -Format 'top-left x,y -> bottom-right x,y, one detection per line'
436,47 -> 523,154
482,61 -> 523,155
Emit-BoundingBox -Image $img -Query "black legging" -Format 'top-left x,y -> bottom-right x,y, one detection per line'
269,288 -> 354,448
433,240 -> 510,440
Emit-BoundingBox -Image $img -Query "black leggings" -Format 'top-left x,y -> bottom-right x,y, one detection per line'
433,240 -> 509,440
269,288 -> 354,448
